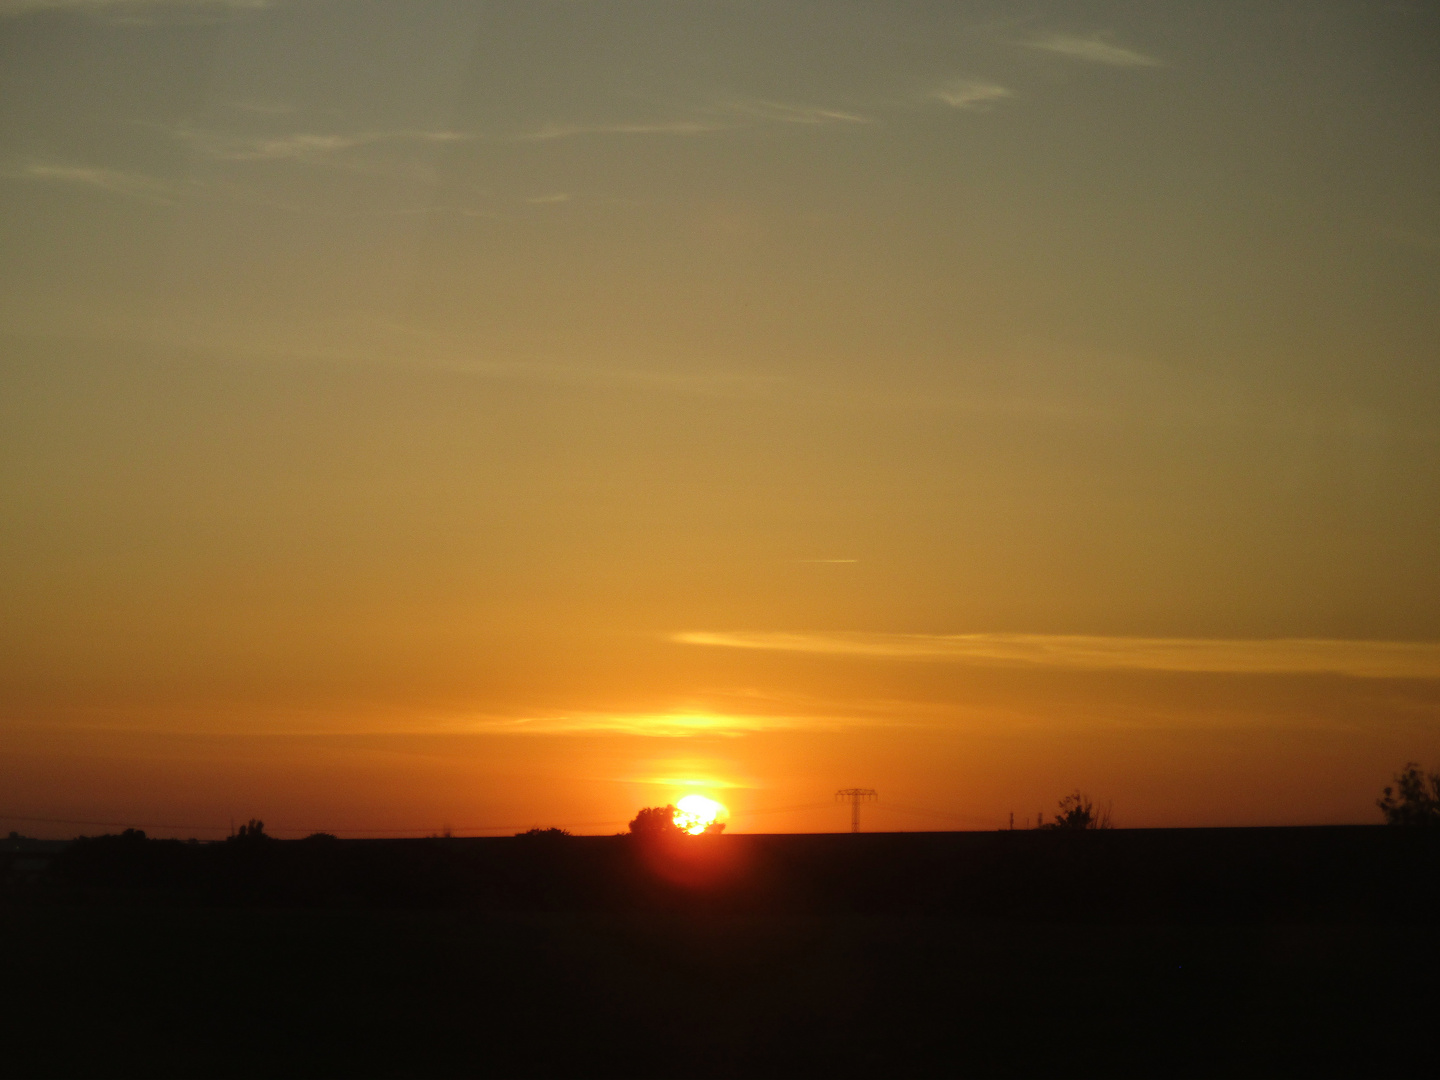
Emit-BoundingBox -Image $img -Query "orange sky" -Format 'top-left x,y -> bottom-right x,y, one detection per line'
2,0 -> 1438,837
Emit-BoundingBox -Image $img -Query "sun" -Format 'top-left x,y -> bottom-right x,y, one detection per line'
673,794 -> 725,835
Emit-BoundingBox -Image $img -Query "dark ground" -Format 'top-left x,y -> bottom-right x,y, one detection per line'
4,827 -> 1438,1078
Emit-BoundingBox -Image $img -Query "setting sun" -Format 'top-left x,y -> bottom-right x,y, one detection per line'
673,795 -> 725,835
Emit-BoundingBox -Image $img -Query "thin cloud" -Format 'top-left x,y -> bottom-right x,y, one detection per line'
518,100 -> 867,143
224,101 -> 298,116
525,192 -> 571,204
518,120 -> 728,142
931,80 -> 1012,111
625,774 -> 750,789
722,100 -> 871,125
479,711 -> 823,737
1028,34 -> 1163,68
176,128 -> 471,162
674,631 -> 1440,680
7,160 -> 175,202
0,0 -> 267,15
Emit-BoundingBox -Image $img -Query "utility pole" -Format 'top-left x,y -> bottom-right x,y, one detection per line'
835,788 -> 878,833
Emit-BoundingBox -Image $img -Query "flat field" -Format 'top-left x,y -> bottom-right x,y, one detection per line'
5,829 -> 1438,1077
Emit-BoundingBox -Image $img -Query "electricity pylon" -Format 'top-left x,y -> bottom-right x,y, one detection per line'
835,788 -> 878,833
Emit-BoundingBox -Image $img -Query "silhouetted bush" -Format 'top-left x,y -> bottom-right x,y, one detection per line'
1041,791 -> 1112,830
517,827 -> 571,837
628,805 -> 682,839
229,819 -> 272,843
1378,764 -> 1440,826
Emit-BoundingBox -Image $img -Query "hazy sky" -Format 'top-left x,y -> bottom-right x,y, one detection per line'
3,0 -> 1438,836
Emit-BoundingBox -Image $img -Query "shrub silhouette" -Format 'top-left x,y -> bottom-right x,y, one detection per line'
517,827 -> 571,838
1040,791 -> 1112,830
229,819 -> 272,843
1377,763 -> 1440,825
628,805 -> 683,839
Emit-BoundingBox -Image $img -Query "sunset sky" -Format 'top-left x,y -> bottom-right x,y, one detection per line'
2,0 -> 1438,837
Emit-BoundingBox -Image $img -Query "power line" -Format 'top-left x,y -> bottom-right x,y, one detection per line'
881,802 -> 983,824
728,801 -> 835,819
835,788 -> 878,833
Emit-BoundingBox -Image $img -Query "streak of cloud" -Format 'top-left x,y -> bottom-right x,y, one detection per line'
176,128 -> 471,162
518,99 -> 867,143
1028,34 -> 1162,68
931,80 -> 1012,111
0,0 -> 267,15
722,100 -> 871,125
6,160 -> 176,202
632,775 -> 750,789
518,120 -> 728,142
225,101 -> 298,116
673,631 -> 1440,680
480,711 -> 828,737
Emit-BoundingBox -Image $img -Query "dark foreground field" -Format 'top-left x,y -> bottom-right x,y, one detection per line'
5,828 -> 1439,1078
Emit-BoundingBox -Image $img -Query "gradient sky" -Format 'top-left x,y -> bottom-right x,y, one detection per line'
2,0 -> 1438,837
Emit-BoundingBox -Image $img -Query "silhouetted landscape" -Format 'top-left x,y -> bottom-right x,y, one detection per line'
5,824 -> 1440,1077
6,1 -> 1440,1075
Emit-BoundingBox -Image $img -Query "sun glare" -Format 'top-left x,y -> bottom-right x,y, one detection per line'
673,794 -> 725,835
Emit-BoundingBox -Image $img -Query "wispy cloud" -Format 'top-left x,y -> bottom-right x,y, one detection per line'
674,631 -> 1440,680
224,101 -> 298,116
475,711 -> 821,738
0,0 -> 268,16
931,80 -> 1012,111
517,99 -> 867,143
518,120 -> 728,142
6,160 -> 175,202
1028,34 -> 1163,68
632,774 -> 750,790
722,99 -> 872,125
525,192 -> 571,204
176,127 -> 471,162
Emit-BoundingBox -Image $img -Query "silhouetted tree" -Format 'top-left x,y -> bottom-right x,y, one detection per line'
517,827 -> 571,837
1377,763 -> 1440,826
1041,791 -> 1112,830
628,805 -> 682,840
229,819 -> 272,843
